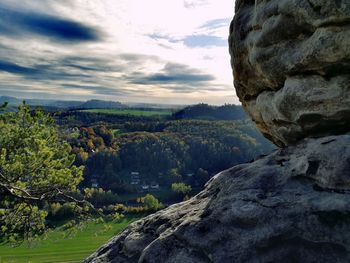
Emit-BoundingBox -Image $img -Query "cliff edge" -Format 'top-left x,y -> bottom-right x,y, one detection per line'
85,135 -> 350,263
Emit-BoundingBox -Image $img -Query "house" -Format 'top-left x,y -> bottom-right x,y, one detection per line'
130,179 -> 141,185
130,172 -> 141,185
91,179 -> 99,188
150,182 -> 160,190
141,184 -> 149,191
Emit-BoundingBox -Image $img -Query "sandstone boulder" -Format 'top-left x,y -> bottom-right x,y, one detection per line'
229,0 -> 350,146
85,135 -> 350,263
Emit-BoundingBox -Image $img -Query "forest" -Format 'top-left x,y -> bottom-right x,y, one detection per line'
57,104 -> 274,201
0,103 -> 274,246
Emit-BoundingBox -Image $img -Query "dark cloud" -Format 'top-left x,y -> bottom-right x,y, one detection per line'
0,59 -> 98,90
0,6 -> 101,43
0,54 -> 127,83
0,61 -> 38,75
59,56 -> 125,72
0,52 -> 144,99
141,74 -> 213,83
183,35 -> 227,47
0,53 -> 168,91
126,62 -> 215,89
61,63 -> 104,72
119,53 -> 161,62
61,84 -> 130,96
122,62 -> 231,94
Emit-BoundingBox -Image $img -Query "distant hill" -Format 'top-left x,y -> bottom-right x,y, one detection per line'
172,103 -> 247,121
35,100 -> 83,108
126,102 -> 185,110
0,96 -> 22,105
78,100 -> 124,109
0,96 -> 125,109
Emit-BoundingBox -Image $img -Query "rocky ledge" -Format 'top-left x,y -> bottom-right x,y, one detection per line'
229,0 -> 350,146
85,135 -> 350,263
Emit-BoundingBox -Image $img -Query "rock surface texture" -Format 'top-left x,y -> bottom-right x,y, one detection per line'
86,0 -> 350,262
85,135 -> 350,263
229,0 -> 350,146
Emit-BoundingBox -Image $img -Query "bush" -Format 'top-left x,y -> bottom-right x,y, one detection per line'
84,188 -> 119,207
171,183 -> 192,195
137,194 -> 164,211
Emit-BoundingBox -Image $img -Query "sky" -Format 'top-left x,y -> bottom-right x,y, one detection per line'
0,0 -> 237,105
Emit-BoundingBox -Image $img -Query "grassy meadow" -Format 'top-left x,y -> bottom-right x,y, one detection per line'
0,216 -> 140,263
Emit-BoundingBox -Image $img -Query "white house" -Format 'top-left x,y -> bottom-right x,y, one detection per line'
141,184 -> 149,191
150,182 -> 160,190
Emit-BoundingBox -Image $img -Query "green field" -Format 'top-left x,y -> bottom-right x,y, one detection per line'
82,108 -> 172,117
0,217 -> 140,263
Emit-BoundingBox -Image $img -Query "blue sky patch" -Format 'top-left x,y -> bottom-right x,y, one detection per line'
183,35 -> 227,47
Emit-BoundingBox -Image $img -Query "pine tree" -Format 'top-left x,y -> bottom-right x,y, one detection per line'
0,104 -> 84,243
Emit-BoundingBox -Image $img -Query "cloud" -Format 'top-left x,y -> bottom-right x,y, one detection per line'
199,18 -> 231,30
0,0 -> 236,105
147,32 -> 227,48
59,56 -> 126,72
184,0 -> 208,8
60,84 -> 130,96
0,61 -> 38,75
22,64 -> 94,82
126,62 -> 215,88
147,33 -> 179,43
147,17 -> 230,48
0,54 -> 128,81
0,6 -> 101,43
140,73 -> 213,83
0,52 -> 164,100
183,35 -> 227,47
119,53 -> 161,63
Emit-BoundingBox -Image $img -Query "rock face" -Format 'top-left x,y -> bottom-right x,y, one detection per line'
229,0 -> 350,146
85,135 -> 350,263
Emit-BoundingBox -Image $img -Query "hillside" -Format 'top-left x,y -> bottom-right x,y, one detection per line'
78,100 -> 124,109
172,103 -> 247,120
57,111 -> 274,197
